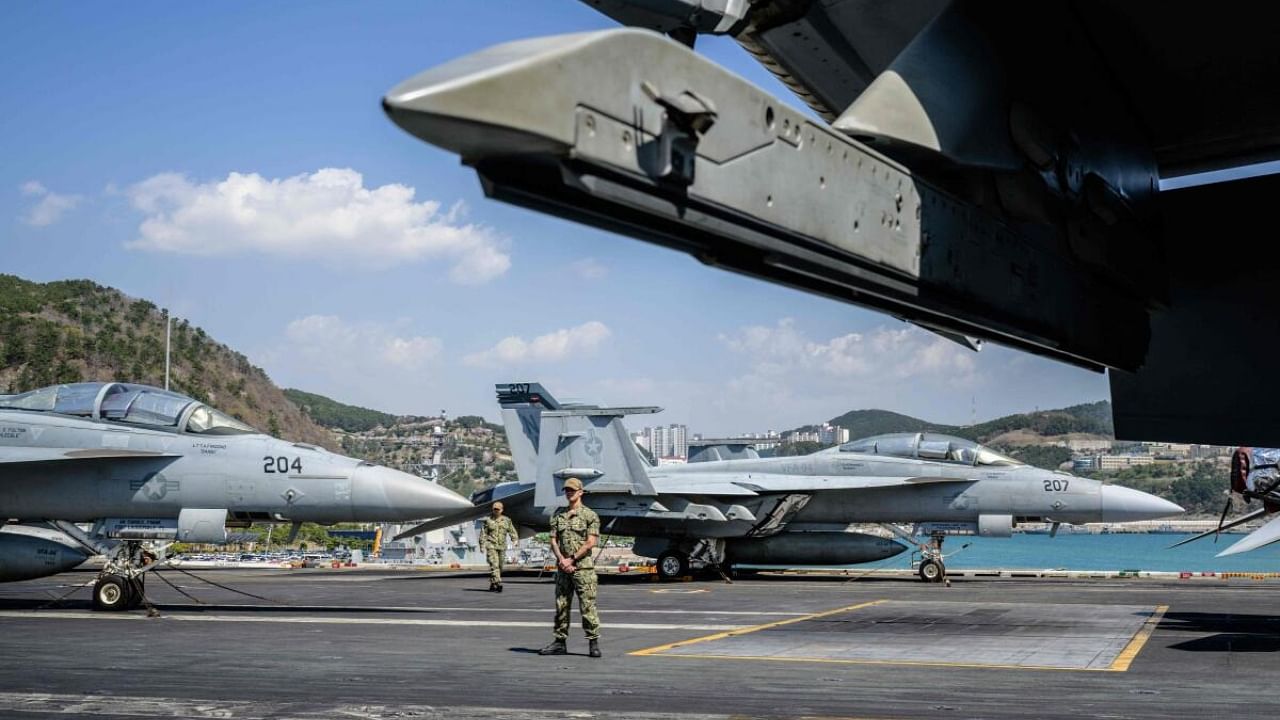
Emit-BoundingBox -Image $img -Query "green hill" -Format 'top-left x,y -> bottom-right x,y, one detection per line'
825,402 -> 1113,445
284,388 -> 397,432
826,408 -> 956,438
0,274 -> 334,448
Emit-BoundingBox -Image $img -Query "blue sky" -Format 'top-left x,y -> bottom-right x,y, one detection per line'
2,1 -> 1111,434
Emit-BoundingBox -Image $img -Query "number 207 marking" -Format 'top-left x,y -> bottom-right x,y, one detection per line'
264,456 -> 302,474
1043,479 -> 1069,491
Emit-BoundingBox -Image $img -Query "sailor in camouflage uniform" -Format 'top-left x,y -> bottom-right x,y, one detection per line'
539,477 -> 602,657
480,501 -> 518,592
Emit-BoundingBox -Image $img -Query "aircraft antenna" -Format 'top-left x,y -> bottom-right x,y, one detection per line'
164,311 -> 172,390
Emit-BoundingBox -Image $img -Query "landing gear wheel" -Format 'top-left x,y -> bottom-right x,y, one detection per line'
656,551 -> 690,580
918,558 -> 945,583
92,574 -> 132,611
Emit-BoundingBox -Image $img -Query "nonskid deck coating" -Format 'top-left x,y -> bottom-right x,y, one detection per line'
1,568 -> 1279,720
634,599 -> 1165,670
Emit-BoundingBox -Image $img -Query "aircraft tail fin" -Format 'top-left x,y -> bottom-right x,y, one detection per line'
496,383 -> 661,509
533,406 -> 661,508
496,383 -> 561,489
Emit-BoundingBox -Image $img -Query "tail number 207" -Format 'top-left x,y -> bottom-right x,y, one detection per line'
1043,479 -> 1069,492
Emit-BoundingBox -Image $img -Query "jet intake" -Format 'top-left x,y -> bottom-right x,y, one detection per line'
727,532 -> 905,566
978,514 -> 1013,538
0,530 -> 91,582
178,508 -> 229,544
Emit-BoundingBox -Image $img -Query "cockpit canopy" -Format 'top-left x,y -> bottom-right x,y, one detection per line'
838,432 -> 1022,467
0,382 -> 258,435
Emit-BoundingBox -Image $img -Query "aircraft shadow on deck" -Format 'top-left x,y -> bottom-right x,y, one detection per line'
1162,611 -> 1280,652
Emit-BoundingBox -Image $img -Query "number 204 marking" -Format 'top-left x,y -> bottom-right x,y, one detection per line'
263,456 -> 302,474
1043,478 -> 1069,491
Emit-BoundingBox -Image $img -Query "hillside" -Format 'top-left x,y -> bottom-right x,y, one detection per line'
284,388 -> 397,432
826,402 -> 1113,446
0,274 -> 334,448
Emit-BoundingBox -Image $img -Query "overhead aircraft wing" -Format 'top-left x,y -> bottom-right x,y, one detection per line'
386,2 -> 1280,446
650,474 -> 971,496
392,486 -> 536,541
1216,514 -> 1280,557
0,448 -> 181,465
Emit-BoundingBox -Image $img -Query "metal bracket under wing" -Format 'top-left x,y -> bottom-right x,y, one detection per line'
383,28 -> 1149,372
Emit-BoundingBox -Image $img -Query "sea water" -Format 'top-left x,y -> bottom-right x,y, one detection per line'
886,532 -> 1280,573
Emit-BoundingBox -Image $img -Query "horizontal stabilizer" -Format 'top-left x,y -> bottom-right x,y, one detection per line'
1217,513 -> 1280,556
392,487 -> 535,541
0,448 -> 181,465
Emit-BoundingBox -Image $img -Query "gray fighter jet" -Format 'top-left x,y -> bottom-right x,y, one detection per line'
0,382 -> 471,609
397,383 -> 1182,581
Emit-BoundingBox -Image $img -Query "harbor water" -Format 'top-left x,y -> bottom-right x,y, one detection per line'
890,532 -> 1280,573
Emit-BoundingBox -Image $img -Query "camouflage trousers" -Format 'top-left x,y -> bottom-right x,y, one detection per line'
486,548 -> 505,585
553,568 -> 600,641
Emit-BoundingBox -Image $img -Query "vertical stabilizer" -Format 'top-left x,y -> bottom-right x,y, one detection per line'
532,407 -> 661,509
496,383 -> 560,488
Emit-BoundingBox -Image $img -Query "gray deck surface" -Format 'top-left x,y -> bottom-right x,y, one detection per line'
646,600 -> 1160,670
0,568 -> 1277,719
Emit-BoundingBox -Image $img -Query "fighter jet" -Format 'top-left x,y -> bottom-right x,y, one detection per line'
0,382 -> 472,609
396,383 -> 1182,581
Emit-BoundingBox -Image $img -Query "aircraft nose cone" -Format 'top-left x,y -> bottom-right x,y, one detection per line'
352,465 -> 472,521
1099,485 -> 1184,522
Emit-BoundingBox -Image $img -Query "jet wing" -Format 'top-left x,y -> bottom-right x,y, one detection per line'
650,474 -> 971,496
392,486 -> 536,541
0,448 -> 181,465
1216,514 -> 1280,557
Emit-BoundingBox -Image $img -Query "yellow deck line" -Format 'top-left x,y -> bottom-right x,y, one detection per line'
632,600 -> 1168,673
1107,604 -> 1168,672
629,599 -> 885,657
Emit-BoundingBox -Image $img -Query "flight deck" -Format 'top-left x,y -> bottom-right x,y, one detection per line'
0,568 -> 1276,719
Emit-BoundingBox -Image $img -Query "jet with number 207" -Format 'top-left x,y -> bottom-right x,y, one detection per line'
396,383 -> 1183,582
0,382 -> 471,610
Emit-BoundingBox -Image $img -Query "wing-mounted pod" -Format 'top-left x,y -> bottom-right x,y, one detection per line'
384,28 -> 1151,373
532,406 -> 661,509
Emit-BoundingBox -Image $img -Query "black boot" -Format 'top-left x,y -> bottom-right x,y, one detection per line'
538,639 -> 567,655
588,639 -> 601,658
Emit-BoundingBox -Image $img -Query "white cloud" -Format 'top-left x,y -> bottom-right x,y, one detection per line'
124,168 -> 510,283
283,315 -> 442,371
464,321 -> 611,367
719,318 -> 977,381
569,257 -> 608,280
19,181 -> 82,226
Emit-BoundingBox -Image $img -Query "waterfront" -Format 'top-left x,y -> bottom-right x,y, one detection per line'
891,531 -> 1280,573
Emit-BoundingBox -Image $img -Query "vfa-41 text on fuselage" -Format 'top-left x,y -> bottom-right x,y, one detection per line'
0,382 -> 471,608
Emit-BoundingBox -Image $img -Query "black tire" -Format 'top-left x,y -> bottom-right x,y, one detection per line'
125,575 -> 146,609
92,575 -> 132,611
656,550 -> 690,580
918,559 -> 945,583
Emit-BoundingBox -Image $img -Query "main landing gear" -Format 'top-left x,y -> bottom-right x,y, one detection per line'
916,533 -> 947,583
92,541 -> 158,611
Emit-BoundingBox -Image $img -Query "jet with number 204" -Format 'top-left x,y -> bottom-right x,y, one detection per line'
0,382 -> 471,609
395,383 -> 1183,582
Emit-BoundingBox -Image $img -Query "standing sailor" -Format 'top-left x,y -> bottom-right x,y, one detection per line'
539,477 -> 602,657
480,501 -> 518,592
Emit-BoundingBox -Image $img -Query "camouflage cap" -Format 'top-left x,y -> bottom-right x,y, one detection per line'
562,477 -> 584,492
